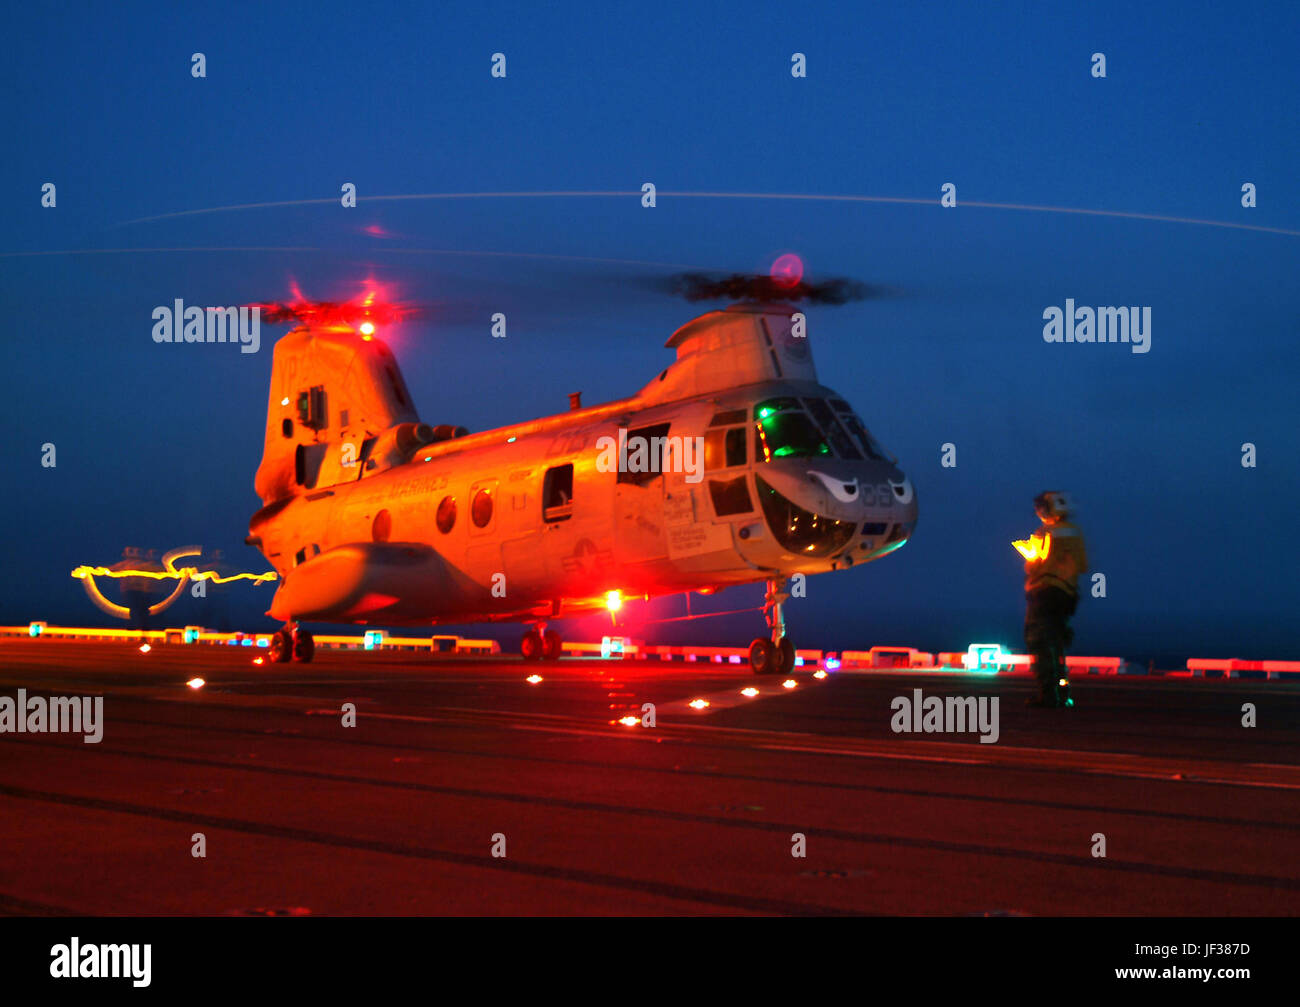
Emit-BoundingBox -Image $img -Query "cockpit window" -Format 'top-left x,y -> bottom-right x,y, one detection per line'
753,399 -> 831,461
755,475 -> 856,557
830,399 -> 889,462
803,398 -> 863,460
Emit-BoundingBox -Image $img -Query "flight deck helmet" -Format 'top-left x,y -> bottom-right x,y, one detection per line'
1034,490 -> 1073,523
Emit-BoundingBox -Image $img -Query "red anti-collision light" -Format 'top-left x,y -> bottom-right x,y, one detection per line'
769,253 -> 804,289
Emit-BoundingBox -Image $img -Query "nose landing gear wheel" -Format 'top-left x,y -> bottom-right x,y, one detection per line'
521,629 -> 543,660
750,577 -> 796,674
749,638 -> 776,674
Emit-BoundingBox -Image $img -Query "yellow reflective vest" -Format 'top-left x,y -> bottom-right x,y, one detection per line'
1024,519 -> 1088,595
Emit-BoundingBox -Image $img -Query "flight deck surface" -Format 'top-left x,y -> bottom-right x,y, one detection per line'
1,639 -> 1296,916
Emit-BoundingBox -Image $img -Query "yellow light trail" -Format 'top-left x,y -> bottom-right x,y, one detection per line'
71,546 -> 276,619
70,566 -> 277,584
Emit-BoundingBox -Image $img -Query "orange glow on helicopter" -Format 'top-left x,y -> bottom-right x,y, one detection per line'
605,590 -> 623,613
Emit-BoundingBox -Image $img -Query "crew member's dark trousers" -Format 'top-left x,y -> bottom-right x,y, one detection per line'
1024,586 -> 1078,703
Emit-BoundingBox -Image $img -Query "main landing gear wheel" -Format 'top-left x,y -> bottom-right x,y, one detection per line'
542,629 -> 563,660
749,638 -> 776,674
268,629 -> 293,663
521,629 -> 543,661
292,628 -> 315,663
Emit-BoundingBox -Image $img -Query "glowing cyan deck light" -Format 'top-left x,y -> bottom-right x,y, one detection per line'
1012,532 -> 1051,561
605,590 -> 623,613
823,654 -> 842,671
964,644 -> 1007,673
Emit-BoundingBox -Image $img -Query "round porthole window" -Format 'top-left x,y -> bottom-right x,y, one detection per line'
436,496 -> 456,534
471,489 -> 493,528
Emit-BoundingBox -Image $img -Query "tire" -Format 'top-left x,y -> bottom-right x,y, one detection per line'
292,630 -> 315,663
542,629 -> 563,660
776,637 -> 796,676
268,629 -> 293,663
749,638 -> 776,674
521,629 -> 543,660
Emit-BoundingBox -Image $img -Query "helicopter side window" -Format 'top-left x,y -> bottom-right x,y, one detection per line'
753,399 -> 832,462
617,422 -> 672,486
708,476 -> 753,516
543,464 -> 574,522
704,427 -> 747,470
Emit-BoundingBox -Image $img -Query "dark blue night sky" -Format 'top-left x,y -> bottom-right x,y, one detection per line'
3,1 -> 1297,663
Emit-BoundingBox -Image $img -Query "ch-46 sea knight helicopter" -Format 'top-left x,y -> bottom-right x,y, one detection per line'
245,264 -> 917,673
